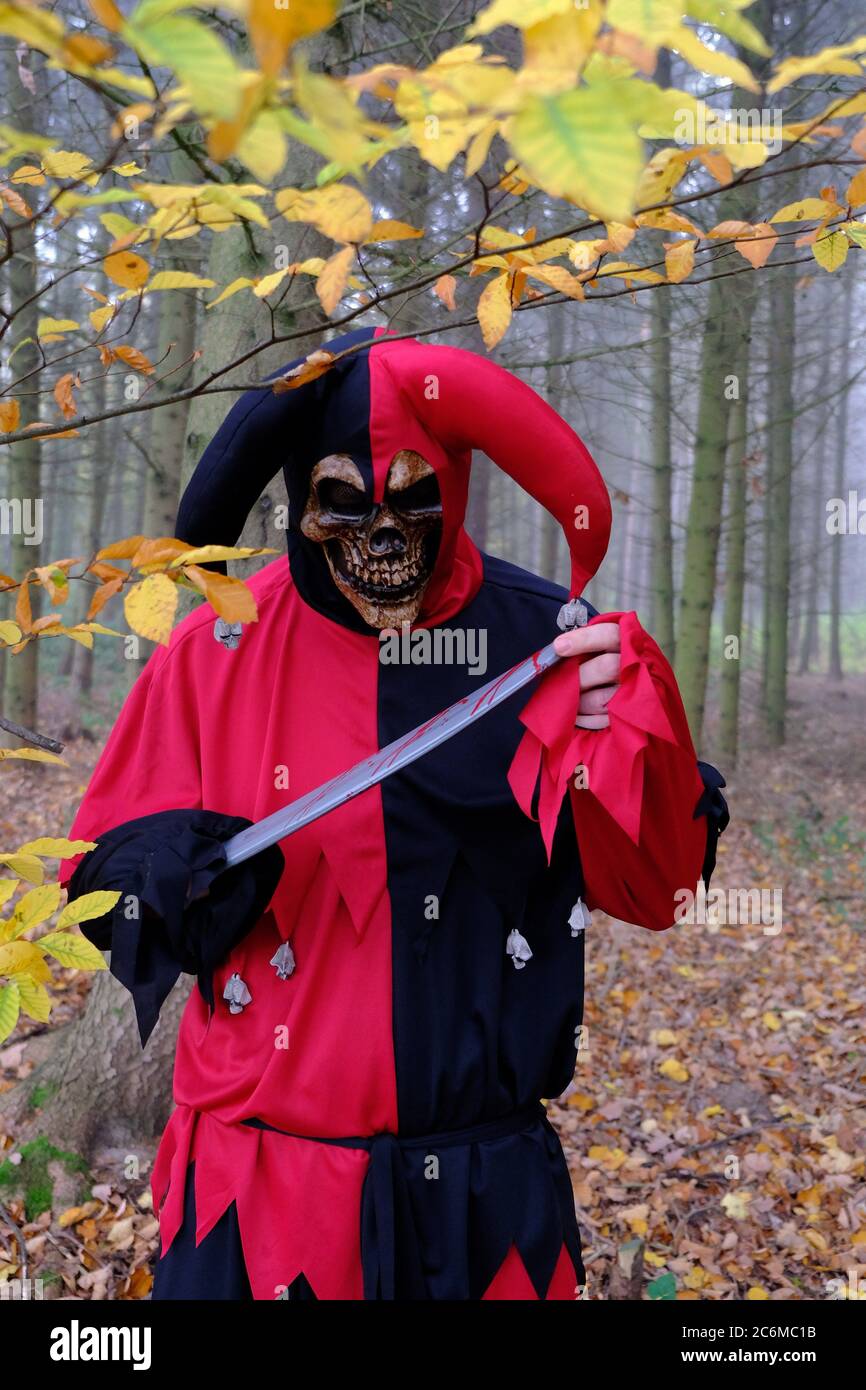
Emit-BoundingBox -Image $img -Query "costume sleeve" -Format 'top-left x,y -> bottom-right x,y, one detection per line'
508,611 -> 729,932
60,647 -> 283,1044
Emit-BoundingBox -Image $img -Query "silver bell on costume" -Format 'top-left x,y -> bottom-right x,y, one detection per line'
214,618 -> 243,649
223,972 -> 252,1014
270,941 -> 296,980
506,928 -> 533,970
568,898 -> 592,937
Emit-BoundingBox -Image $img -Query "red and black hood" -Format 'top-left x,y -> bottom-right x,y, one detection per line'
176,327 -> 612,632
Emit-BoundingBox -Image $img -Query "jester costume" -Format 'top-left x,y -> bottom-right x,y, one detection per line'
63,328 -> 728,1301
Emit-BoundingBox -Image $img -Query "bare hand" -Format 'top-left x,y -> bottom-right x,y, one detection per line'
553,620 -> 621,730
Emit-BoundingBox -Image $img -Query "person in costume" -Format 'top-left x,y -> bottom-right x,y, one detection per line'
62,327 -> 728,1301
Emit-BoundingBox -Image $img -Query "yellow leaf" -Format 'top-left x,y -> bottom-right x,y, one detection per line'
89,304 -> 117,332
0,620 -> 22,646
813,230 -> 849,272
644,1250 -> 666,1267
650,1028 -> 679,1046
524,264 -> 585,299
146,271 -> 216,291
721,1191 -> 752,1220
168,545 -> 276,569
636,147 -> 692,208
253,267 -> 292,299
9,883 -> 61,937
206,277 -> 255,309
124,572 -> 178,645
658,1057 -> 689,1083
566,1092 -> 596,1111
0,748 -> 65,766
468,0 -> 576,38
365,220 -> 424,242
0,984 -> 20,1045
42,149 -> 94,179
746,1286 -> 770,1300
36,931 -> 107,971
276,184 -> 373,243
0,941 -> 51,981
770,198 -> 838,223
703,1104 -> 723,1118
477,271 -> 513,348
103,250 -> 149,290
769,36 -> 866,94
56,890 -> 119,931
0,400 -> 21,433
0,855 -> 45,886
17,976 -> 50,1024
316,245 -> 356,315
762,1011 -> 782,1031
182,567 -> 258,624
17,838 -> 96,858
664,239 -> 696,283
0,881 -> 18,909
37,318 -> 79,336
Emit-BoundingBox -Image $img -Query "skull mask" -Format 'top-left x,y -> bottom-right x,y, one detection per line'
299,450 -> 443,629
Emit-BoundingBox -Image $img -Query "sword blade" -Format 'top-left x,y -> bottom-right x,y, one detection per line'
222,640 -> 561,868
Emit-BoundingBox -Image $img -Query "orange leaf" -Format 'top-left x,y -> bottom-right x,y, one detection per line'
87,576 -> 124,619
96,535 -> 145,561
434,274 -> 457,310
735,223 -> 777,269
0,183 -> 30,218
273,351 -> 336,393
477,271 -> 514,349
0,400 -> 21,432
112,344 -> 154,375
847,168 -> 866,207
54,373 -> 79,421
89,0 -> 124,31
182,566 -> 258,624
15,576 -> 32,633
103,250 -> 149,290
664,240 -> 696,283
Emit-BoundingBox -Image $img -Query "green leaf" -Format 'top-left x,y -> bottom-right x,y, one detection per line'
127,14 -> 243,120
36,931 -> 107,971
648,1271 -> 677,1300
0,983 -> 20,1045
509,83 -> 643,223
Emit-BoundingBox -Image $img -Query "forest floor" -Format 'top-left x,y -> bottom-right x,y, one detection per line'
0,671 -> 864,1301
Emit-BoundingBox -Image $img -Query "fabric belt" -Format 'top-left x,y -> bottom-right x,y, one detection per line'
242,1103 -> 546,1300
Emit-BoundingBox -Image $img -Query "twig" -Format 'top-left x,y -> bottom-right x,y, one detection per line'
0,716 -> 65,755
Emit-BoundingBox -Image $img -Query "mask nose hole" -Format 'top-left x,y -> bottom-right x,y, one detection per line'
369,527 -> 406,556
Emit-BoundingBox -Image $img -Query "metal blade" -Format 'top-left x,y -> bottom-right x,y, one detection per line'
222,640 -> 561,868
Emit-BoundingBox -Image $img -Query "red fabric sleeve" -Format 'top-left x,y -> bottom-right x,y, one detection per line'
508,611 -> 706,932
59,641 -> 203,887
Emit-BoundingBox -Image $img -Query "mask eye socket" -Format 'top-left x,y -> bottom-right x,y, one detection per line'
317,478 -> 370,519
389,474 -> 441,516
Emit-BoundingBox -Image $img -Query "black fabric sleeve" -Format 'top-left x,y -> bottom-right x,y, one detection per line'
693,761 -> 730,889
67,809 -> 284,1045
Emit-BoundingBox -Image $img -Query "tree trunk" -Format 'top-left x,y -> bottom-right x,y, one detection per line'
763,269 -> 795,744
1,49 -> 43,734
717,362 -> 750,766
828,285 -> 853,680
